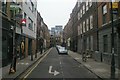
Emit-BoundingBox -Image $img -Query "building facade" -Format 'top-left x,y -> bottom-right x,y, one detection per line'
36,11 -> 43,53
64,1 -> 120,69
63,18 -> 73,50
1,0 -> 37,67
96,2 -> 120,68
1,1 -> 13,67
22,0 -> 37,57
77,1 -> 98,55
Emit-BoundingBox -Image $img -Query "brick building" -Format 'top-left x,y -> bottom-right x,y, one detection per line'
64,1 -> 120,69
77,1 -> 98,54
96,2 -> 120,68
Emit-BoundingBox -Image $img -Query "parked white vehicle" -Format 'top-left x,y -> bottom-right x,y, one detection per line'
57,46 -> 68,54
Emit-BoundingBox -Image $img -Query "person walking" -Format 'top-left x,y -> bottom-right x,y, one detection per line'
21,40 -> 25,58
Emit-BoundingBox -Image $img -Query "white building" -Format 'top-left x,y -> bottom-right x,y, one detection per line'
22,0 -> 37,56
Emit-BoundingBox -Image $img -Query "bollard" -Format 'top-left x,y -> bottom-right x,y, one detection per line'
31,50 -> 33,61
111,53 -> 115,79
101,52 -> 103,62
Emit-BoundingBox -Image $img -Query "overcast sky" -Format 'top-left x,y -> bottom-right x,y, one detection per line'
37,0 -> 77,30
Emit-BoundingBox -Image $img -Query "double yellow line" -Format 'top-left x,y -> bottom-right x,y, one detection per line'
22,48 -> 52,79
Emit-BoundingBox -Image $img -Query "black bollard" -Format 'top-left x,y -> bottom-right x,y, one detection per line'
111,53 -> 115,79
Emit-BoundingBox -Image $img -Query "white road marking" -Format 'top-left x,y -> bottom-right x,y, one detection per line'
49,66 -> 53,73
48,66 -> 60,76
21,63 -> 24,65
60,61 -> 62,65
75,58 -> 80,60
25,63 -> 29,65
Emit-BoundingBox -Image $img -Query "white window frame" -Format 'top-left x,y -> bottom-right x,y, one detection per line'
103,4 -> 107,15
89,0 -> 92,7
90,15 -> 93,29
80,9 -> 82,18
86,18 -> 89,31
80,23 -> 83,34
90,36 -> 93,51
77,1 -> 80,8
78,25 -> 80,35
78,12 -> 80,20
82,5 -> 85,15
86,0 -> 89,11
83,21 -> 85,33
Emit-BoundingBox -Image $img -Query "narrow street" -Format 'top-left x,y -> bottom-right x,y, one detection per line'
24,48 -> 98,79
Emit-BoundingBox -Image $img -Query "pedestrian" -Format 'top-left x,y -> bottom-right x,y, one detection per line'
82,51 -> 86,62
21,40 -> 25,58
40,45 -> 43,54
16,45 -> 20,59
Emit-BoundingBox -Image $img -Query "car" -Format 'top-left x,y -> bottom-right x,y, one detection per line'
56,45 -> 61,51
57,46 -> 68,54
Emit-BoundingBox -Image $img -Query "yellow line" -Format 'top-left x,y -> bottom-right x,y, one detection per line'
23,48 -> 52,79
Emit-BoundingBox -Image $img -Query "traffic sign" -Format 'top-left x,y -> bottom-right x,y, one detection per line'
21,19 -> 26,26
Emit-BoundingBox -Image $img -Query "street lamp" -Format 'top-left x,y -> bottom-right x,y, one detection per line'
110,1 -> 118,78
9,3 -> 22,74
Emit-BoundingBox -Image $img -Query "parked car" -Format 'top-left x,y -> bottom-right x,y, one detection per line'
57,46 -> 68,54
56,45 -> 61,51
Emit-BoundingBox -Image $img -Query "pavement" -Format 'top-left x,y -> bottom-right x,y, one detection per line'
68,50 -> 120,79
1,49 -> 50,79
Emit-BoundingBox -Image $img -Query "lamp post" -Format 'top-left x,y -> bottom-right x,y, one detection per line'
110,1 -> 116,79
9,4 -> 18,74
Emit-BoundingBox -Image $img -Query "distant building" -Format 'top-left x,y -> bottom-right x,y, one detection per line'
50,25 -> 63,46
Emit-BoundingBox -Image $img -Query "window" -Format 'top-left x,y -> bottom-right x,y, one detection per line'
90,36 -> 93,51
86,37 -> 89,50
103,4 -> 107,14
34,24 -> 36,33
12,0 -> 17,2
83,21 -> 86,33
89,0 -> 92,7
86,18 -> 89,31
86,0 -> 89,11
24,12 -> 27,19
31,2 -> 34,12
28,17 -> 33,30
78,2 -> 80,7
103,35 -> 108,52
2,1 -> 7,13
82,5 -> 85,15
78,12 -> 80,20
102,4 -> 107,24
80,9 -> 82,18
80,23 -> 83,34
78,25 -> 80,35
25,0 -> 27,4
90,15 -> 93,29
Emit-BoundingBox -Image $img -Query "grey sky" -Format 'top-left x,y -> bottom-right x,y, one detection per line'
37,0 -> 77,30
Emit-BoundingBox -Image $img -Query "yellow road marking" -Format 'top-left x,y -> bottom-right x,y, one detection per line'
23,48 -> 52,79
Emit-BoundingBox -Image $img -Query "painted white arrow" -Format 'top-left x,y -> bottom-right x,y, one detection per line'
49,66 -> 60,76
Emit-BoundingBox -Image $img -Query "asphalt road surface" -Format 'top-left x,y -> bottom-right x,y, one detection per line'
25,47 -> 100,79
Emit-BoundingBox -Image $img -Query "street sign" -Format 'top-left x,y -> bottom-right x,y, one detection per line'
112,9 -> 118,14
110,2 -> 119,14
21,19 -> 26,26
112,2 -> 118,9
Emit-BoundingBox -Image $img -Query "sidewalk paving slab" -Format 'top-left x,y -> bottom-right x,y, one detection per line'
68,50 -> 120,79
